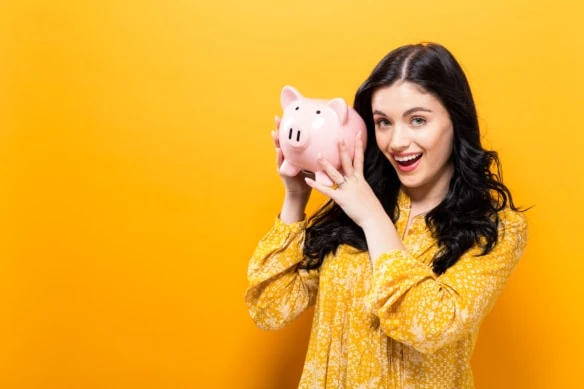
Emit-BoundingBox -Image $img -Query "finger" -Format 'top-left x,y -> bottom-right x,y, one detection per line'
354,131 -> 365,175
317,153 -> 345,185
275,115 -> 281,129
339,138 -> 354,177
272,130 -> 280,148
305,177 -> 337,199
276,147 -> 283,168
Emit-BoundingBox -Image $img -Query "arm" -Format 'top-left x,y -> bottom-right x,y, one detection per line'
245,217 -> 319,330
366,211 -> 528,353
245,120 -> 318,330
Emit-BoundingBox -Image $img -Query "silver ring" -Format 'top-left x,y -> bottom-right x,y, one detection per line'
338,176 -> 347,186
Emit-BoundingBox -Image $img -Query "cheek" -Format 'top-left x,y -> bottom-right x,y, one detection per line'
375,131 -> 388,150
421,125 -> 453,157
433,131 -> 454,161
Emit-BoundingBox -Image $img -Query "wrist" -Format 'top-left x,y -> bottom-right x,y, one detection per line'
360,214 -> 404,263
284,190 -> 311,201
280,192 -> 310,224
358,205 -> 392,230
360,214 -> 393,235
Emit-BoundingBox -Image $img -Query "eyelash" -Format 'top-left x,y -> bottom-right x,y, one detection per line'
375,118 -> 391,128
374,117 -> 426,128
411,117 -> 426,126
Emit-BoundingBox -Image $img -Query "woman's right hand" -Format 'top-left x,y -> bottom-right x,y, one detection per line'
272,116 -> 312,196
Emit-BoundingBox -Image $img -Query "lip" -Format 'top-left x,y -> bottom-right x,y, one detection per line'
393,153 -> 423,173
392,152 -> 422,158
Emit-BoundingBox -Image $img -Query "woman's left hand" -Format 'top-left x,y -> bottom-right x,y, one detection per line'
304,132 -> 386,229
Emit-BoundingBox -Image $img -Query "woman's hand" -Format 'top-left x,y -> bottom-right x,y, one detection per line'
304,132 -> 405,261
304,132 -> 384,229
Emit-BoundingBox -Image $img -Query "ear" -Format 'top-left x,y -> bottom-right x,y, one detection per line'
326,98 -> 348,124
280,85 -> 303,109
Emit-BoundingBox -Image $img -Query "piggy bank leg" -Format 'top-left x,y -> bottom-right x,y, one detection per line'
314,170 -> 334,186
280,160 -> 301,177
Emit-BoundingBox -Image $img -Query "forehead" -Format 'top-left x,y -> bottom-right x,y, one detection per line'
371,81 -> 445,113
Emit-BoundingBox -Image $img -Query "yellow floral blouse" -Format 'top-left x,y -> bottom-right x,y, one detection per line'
245,191 -> 528,388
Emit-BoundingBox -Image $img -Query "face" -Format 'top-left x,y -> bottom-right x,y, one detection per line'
372,81 -> 454,200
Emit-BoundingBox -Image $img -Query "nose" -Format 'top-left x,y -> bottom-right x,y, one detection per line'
283,125 -> 310,149
389,125 -> 410,152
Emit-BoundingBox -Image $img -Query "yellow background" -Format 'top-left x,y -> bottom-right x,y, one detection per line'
0,0 -> 582,388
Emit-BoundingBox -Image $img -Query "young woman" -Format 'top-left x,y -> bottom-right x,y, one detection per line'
245,42 -> 528,388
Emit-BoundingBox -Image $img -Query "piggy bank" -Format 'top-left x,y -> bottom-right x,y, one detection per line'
278,85 -> 367,186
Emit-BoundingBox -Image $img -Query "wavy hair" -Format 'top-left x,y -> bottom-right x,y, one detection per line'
302,42 -> 521,275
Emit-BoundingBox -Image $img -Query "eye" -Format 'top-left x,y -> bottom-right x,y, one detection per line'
411,117 -> 426,126
295,106 -> 299,110
316,110 -> 321,114
375,118 -> 391,128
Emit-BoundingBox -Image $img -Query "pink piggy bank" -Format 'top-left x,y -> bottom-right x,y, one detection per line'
278,85 -> 367,186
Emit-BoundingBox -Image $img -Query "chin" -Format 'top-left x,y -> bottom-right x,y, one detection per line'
396,175 -> 423,190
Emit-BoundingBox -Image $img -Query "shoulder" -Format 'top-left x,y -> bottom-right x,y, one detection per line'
497,207 -> 527,233
495,207 -> 528,255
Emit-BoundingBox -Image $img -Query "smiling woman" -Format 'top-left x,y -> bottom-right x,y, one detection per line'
245,42 -> 527,388
372,82 -> 454,202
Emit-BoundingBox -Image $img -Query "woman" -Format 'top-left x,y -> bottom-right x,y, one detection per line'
245,42 -> 527,388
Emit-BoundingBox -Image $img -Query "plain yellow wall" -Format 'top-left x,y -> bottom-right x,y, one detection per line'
0,0 -> 582,388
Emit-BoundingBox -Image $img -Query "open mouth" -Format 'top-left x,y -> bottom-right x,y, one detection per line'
394,153 -> 422,167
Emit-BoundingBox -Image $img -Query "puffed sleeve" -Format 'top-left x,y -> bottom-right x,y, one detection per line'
366,210 -> 528,354
245,217 -> 319,330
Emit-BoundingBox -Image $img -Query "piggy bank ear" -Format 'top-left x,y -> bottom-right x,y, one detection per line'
327,98 -> 349,124
280,86 -> 303,110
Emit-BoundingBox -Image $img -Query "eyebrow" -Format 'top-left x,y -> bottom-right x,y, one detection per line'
372,107 -> 433,118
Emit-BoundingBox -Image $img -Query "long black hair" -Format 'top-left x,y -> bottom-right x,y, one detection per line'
302,42 -> 520,275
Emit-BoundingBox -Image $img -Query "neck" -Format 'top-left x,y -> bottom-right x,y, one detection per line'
403,163 -> 453,216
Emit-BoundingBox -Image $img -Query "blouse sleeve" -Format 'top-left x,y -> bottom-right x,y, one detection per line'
245,217 -> 319,330
366,210 -> 528,354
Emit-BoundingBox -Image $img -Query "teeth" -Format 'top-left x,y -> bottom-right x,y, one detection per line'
394,153 -> 422,162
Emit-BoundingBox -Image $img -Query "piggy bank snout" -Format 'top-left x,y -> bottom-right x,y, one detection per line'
282,124 -> 310,149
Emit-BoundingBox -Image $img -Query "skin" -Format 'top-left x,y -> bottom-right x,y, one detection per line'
275,81 -> 455,265
371,81 -> 455,235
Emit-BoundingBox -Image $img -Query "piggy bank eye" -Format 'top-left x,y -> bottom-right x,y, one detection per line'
295,106 -> 299,110
316,110 -> 321,114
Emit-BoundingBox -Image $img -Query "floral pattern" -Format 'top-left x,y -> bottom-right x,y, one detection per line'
245,191 -> 528,388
